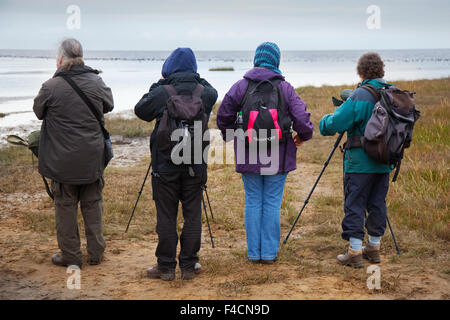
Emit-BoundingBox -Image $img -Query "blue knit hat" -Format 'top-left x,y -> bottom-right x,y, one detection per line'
253,42 -> 281,74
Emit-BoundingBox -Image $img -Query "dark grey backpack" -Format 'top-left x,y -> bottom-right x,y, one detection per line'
355,84 -> 420,181
155,84 -> 208,166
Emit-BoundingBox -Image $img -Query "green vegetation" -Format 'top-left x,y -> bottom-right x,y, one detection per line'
3,78 -> 447,241
105,115 -> 154,138
0,78 -> 448,299
209,67 -> 234,71
295,77 -> 450,241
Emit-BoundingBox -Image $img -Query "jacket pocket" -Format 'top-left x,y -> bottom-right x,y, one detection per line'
98,175 -> 105,191
50,180 -> 61,198
151,173 -> 158,201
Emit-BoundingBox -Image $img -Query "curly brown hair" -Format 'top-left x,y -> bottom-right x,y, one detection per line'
357,52 -> 385,80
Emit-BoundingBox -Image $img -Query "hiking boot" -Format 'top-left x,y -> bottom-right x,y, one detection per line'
87,255 -> 104,266
51,253 -> 82,268
337,247 -> 364,268
362,244 -> 381,264
146,266 -> 175,281
181,263 -> 203,280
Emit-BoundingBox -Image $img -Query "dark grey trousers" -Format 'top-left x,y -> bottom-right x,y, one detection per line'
151,171 -> 203,272
51,177 -> 106,265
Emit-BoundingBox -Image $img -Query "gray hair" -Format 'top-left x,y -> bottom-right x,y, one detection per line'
58,38 -> 84,68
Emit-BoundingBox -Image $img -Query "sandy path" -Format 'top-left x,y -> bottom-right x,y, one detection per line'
0,134 -> 449,300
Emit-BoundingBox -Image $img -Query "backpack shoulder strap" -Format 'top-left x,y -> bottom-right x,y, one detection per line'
163,85 -> 177,97
272,79 -> 286,111
192,84 -> 204,98
360,84 -> 381,101
60,75 -> 109,139
239,79 -> 255,108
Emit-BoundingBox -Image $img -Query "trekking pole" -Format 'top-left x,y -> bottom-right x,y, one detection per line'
283,90 -> 352,244
283,132 -> 345,244
201,192 -> 215,248
203,185 -> 215,221
125,161 -> 152,233
386,215 -> 402,255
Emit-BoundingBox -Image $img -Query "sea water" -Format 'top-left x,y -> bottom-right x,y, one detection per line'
0,49 -> 449,140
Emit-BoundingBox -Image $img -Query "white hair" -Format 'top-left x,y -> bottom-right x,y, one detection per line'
58,38 -> 84,68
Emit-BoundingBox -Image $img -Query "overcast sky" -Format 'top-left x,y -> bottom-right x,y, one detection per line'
0,0 -> 449,51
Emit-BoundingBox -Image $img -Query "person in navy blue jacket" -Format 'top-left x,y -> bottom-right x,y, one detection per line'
135,48 -> 218,281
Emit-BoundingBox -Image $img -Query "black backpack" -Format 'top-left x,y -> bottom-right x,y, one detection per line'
238,79 -> 292,145
155,84 -> 208,167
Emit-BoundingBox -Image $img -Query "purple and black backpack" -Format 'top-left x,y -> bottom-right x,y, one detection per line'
238,79 -> 292,146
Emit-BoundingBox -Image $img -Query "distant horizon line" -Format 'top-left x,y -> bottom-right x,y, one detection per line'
1,48 -> 449,52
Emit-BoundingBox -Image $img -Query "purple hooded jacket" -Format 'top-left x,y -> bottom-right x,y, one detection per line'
216,68 -> 314,174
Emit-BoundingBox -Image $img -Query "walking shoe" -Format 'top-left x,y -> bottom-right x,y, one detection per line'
261,257 -> 278,264
362,244 -> 381,264
181,263 -> 203,280
146,266 -> 175,281
248,259 -> 261,264
337,247 -> 364,268
51,253 -> 82,268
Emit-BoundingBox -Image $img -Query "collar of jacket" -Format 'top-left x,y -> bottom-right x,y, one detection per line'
53,64 -> 99,78
163,71 -> 201,84
243,67 -> 285,82
361,78 -> 392,88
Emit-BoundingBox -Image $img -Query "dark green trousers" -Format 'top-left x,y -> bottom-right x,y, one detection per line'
51,177 -> 106,265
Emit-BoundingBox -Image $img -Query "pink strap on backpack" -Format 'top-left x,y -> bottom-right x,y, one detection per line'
269,109 -> 282,140
247,111 -> 259,143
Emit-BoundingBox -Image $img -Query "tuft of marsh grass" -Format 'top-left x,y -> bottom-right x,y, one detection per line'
209,67 -> 234,71
105,116 -> 154,138
0,145 -> 31,167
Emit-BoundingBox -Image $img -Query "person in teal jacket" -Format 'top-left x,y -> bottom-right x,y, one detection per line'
320,52 -> 392,268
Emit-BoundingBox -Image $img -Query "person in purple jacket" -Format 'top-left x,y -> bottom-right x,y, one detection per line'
216,42 -> 314,263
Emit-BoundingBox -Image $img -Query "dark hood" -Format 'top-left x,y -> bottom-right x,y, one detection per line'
164,71 -> 201,84
161,48 -> 197,79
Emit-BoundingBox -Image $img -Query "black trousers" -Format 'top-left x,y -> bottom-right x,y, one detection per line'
152,171 -> 203,271
342,173 -> 389,241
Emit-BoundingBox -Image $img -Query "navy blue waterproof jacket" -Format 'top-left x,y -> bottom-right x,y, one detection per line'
134,49 -> 218,173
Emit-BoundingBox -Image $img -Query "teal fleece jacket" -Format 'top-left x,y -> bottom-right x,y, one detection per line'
319,79 -> 393,173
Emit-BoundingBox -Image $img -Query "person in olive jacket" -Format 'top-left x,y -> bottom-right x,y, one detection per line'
135,48 -> 218,281
33,38 -> 114,268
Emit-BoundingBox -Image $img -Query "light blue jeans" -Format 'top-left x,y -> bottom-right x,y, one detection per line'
241,173 -> 288,261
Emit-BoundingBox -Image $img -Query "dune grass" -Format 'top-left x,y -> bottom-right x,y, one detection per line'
2,78 -> 448,241
105,116 -> 154,138
0,78 -> 448,298
1,78 -> 448,240
294,77 -> 450,241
